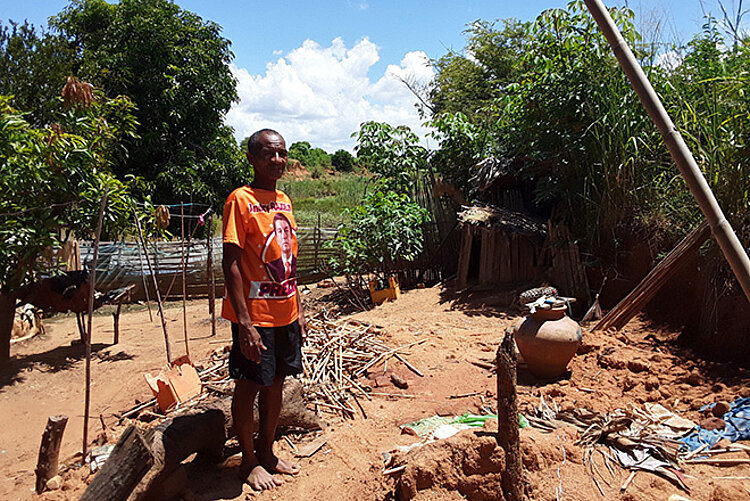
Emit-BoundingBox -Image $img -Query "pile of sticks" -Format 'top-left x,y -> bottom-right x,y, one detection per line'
118,313 -> 423,422
301,315 -> 424,419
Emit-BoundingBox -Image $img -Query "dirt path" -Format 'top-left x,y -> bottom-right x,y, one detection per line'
2,285 -> 749,500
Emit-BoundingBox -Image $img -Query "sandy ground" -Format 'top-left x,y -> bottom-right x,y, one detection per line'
2,284 -> 750,500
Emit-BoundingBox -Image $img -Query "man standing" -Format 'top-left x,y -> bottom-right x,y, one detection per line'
222,129 -> 307,491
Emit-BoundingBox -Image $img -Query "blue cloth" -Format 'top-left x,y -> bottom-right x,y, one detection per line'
681,397 -> 750,450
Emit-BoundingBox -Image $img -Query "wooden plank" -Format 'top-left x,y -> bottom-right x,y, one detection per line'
594,220 -> 710,331
457,225 -> 473,289
479,228 -> 490,283
500,235 -> 512,282
294,435 -> 327,458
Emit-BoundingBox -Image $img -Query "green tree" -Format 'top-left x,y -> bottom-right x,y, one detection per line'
331,149 -> 356,173
428,19 -> 529,121
354,121 -> 427,194
0,84 -> 140,364
50,0 -> 240,207
288,141 -> 331,175
0,21 -> 75,126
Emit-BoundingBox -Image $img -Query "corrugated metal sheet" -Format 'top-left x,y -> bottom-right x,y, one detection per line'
80,226 -> 338,300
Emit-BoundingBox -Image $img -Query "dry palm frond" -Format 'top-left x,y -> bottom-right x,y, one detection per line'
62,76 -> 95,109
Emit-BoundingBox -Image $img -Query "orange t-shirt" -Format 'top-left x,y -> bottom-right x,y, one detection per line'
221,186 -> 299,327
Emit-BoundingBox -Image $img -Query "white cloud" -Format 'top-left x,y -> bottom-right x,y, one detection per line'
655,49 -> 683,70
225,38 -> 434,153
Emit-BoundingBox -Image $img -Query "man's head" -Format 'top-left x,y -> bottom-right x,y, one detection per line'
247,129 -> 288,184
273,213 -> 293,259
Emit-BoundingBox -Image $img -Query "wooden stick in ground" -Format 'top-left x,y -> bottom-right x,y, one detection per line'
594,220 -> 710,331
133,207 -> 172,363
83,191 -> 107,460
112,300 -> 122,344
620,470 -> 637,492
135,234 -> 153,322
497,327 -> 522,501
207,215 -> 216,337
35,415 -> 68,493
180,203 -> 190,360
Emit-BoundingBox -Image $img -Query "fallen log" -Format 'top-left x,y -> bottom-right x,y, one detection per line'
194,378 -> 323,437
81,409 -> 225,501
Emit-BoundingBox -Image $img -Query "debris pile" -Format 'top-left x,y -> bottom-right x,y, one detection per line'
300,315 -> 424,419
118,313 -> 421,423
524,396 -> 750,495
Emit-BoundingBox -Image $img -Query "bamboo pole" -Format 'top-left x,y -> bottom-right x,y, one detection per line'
132,208 -> 172,363
135,234 -> 153,322
584,0 -> 750,306
207,215 -> 216,337
594,220 -> 710,331
180,203 -> 190,360
83,191 -> 107,459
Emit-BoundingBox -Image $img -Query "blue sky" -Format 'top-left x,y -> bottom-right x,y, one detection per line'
0,0 -> 738,150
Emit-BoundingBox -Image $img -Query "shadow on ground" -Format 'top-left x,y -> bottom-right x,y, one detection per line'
0,341 -> 129,389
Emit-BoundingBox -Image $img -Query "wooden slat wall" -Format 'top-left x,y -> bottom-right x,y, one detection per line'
459,223 -> 549,288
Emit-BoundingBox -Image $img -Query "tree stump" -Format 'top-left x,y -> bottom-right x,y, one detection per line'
497,327 -> 522,501
35,415 -> 69,494
80,409 -> 225,501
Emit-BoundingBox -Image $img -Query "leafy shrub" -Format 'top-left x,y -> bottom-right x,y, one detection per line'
328,190 -> 431,279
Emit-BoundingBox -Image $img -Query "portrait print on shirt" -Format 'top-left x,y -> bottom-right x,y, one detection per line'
263,212 -> 297,284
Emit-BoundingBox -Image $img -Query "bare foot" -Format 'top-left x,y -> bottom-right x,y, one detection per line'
260,454 -> 300,475
240,464 -> 283,491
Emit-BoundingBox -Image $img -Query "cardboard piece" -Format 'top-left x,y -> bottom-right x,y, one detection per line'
145,356 -> 202,412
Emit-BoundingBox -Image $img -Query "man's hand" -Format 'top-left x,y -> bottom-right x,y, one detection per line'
298,314 -> 308,346
238,321 -> 266,363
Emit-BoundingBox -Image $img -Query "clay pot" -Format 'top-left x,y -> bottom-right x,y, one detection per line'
513,306 -> 582,379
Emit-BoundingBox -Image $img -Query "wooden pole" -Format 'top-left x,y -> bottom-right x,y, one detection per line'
84,191 -> 107,459
132,207 -> 172,363
207,215 -> 216,337
112,301 -> 122,344
180,203 -> 190,360
35,415 -> 68,493
594,220 -> 710,331
497,327 -> 522,501
584,0 -> 750,305
135,235 -> 153,322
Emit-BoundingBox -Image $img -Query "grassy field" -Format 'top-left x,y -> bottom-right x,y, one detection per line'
278,173 -> 370,227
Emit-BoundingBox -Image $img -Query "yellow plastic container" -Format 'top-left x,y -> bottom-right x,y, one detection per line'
368,275 -> 401,305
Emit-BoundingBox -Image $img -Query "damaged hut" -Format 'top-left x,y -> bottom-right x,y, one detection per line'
457,156 -> 591,305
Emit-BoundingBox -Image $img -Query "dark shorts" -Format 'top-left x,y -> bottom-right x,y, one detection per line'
229,320 -> 303,386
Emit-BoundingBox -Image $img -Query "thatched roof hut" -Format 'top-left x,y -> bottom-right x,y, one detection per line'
456,205 -> 548,289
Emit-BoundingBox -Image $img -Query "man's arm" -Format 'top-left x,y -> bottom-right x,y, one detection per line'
296,287 -> 307,345
223,243 -> 266,362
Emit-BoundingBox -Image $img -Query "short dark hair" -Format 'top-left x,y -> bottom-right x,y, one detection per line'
273,212 -> 291,228
247,129 -> 282,154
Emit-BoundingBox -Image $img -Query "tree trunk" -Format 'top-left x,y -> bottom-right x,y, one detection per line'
35,415 -> 69,493
79,425 -> 154,501
81,409 -> 225,501
0,293 -> 16,366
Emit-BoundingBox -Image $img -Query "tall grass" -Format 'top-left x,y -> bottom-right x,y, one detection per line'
277,174 -> 370,227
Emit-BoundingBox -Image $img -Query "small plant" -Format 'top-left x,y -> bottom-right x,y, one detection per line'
328,190 -> 431,281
